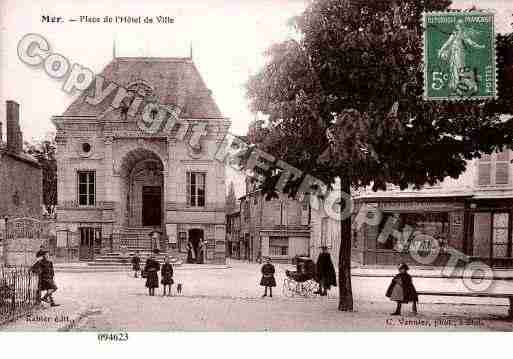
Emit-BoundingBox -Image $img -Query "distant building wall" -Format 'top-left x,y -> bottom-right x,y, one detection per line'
0,154 -> 43,219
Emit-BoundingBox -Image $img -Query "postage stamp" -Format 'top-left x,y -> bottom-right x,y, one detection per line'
423,11 -> 497,101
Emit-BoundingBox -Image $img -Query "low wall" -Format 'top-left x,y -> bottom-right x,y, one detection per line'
2,218 -> 56,267
3,238 -> 44,266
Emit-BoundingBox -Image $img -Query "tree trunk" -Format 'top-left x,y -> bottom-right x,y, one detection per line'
338,177 -> 353,311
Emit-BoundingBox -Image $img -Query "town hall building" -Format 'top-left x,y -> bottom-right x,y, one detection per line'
52,55 -> 230,264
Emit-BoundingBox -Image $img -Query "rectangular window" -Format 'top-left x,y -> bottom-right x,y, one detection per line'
473,212 -> 512,259
243,201 -> 250,222
492,213 -> 509,258
496,150 -> 510,185
478,163 -> 492,186
377,212 -> 450,252
186,172 -> 206,207
478,150 -> 510,186
269,236 -> 288,256
77,171 -> 95,206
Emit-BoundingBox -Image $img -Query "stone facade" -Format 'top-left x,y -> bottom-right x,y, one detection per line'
239,179 -> 310,262
226,210 -> 241,258
52,57 -> 230,264
310,196 -> 341,268
0,101 -> 43,221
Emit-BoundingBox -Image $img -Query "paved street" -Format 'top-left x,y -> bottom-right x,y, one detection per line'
2,260 -> 513,331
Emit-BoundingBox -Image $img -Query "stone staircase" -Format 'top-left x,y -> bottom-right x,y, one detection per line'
87,226 -> 185,267
88,251 -> 184,267
119,226 -> 156,251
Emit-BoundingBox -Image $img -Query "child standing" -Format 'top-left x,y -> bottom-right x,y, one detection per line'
385,263 -> 418,315
161,256 -> 174,296
131,251 -> 141,278
260,257 -> 276,297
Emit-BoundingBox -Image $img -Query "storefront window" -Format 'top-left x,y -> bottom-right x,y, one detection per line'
269,236 -> 288,256
377,212 -> 450,253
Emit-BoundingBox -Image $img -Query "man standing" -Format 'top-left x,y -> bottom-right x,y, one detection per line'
315,246 -> 337,296
31,250 -> 60,307
149,230 -> 162,254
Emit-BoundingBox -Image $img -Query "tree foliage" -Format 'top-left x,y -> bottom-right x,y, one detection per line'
245,0 -> 513,310
25,134 -> 57,216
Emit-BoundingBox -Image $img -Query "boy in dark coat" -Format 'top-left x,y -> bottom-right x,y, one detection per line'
386,263 -> 418,315
144,252 -> 161,296
161,256 -> 174,296
31,251 -> 59,307
260,257 -> 276,297
131,251 -> 141,278
315,246 -> 337,296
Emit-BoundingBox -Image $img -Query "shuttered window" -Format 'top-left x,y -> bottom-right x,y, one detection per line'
496,150 -> 510,185
478,150 -> 510,186
478,163 -> 492,186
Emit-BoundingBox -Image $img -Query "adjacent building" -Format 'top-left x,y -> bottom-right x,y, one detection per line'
239,179 -> 310,262
310,182 -> 342,268
226,210 -> 241,259
353,149 -> 513,267
0,101 -> 43,220
52,56 -> 230,263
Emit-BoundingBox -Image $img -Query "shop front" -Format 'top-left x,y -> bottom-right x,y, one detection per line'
353,194 -> 513,267
352,196 -> 469,267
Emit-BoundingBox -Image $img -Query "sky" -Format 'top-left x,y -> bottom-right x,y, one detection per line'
0,0 -> 512,197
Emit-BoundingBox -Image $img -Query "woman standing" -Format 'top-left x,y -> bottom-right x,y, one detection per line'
197,239 -> 205,264
187,241 -> 196,263
144,252 -> 161,296
315,246 -> 337,296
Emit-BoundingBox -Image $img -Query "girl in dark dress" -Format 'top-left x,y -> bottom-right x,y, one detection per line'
161,256 -> 174,296
260,257 -> 276,297
385,263 -> 418,315
144,253 -> 161,296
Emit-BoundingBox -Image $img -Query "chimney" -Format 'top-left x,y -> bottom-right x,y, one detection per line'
6,100 -> 22,153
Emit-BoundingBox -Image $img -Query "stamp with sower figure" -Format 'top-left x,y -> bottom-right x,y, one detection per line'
423,11 -> 497,101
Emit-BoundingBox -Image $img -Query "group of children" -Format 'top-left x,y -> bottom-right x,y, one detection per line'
259,256 -> 419,316
131,251 -> 178,296
131,249 -> 418,316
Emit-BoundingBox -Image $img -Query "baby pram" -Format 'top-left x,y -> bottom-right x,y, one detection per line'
282,256 -> 319,297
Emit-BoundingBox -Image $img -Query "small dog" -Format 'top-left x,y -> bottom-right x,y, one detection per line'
176,283 -> 183,295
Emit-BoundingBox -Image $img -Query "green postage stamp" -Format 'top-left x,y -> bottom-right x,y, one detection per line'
423,11 -> 496,101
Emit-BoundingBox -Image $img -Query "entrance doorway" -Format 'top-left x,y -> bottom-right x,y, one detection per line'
142,186 -> 162,226
79,227 -> 101,260
188,229 -> 205,264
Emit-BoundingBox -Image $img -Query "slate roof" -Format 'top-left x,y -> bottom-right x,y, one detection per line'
62,57 -> 224,119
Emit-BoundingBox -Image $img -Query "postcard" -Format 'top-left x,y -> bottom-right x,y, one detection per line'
0,0 -> 512,345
